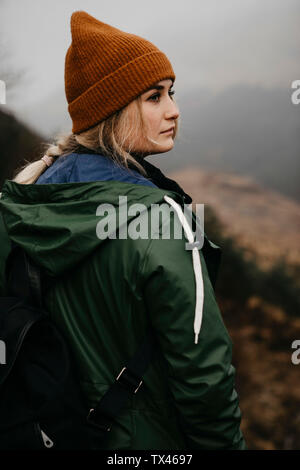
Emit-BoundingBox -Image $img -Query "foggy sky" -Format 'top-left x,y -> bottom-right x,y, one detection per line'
1,0 -> 299,116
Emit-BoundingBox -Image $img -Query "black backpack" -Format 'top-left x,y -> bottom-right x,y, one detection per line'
0,243 -> 155,450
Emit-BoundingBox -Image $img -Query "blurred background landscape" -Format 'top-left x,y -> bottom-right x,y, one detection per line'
0,0 -> 299,449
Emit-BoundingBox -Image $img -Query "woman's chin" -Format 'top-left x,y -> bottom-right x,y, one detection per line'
133,138 -> 174,156
158,140 -> 175,153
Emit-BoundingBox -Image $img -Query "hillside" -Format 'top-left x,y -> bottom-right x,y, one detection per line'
169,167 -> 300,271
0,107 -> 44,188
168,166 -> 300,450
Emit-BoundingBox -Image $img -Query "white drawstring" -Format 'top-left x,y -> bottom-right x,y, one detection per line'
164,195 -> 204,344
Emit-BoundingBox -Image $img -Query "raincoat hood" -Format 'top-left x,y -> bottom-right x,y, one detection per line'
0,179 -> 185,278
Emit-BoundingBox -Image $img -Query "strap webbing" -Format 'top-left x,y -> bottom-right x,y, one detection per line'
87,329 -> 157,431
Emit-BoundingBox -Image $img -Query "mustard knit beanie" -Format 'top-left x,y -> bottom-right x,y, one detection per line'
65,11 -> 176,134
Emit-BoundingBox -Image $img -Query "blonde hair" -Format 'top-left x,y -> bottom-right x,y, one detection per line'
13,96 -> 179,185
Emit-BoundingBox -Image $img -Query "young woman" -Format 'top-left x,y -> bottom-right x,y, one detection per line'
0,11 -> 246,450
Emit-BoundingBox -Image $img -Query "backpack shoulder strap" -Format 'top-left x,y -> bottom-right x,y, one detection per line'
0,243 -> 46,386
5,242 -> 42,307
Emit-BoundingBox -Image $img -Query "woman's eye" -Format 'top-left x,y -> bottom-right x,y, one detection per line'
149,93 -> 160,102
149,90 -> 175,102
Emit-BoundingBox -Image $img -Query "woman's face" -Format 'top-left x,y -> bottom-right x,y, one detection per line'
126,79 -> 180,156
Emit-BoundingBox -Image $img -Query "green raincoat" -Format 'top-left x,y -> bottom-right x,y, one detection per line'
0,154 -> 246,450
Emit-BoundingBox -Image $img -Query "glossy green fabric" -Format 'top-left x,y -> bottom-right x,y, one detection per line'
0,180 -> 246,450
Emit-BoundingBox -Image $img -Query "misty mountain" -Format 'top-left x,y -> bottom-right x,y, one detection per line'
172,85 -> 300,202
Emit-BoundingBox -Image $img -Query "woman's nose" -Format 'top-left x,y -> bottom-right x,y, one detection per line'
165,99 -> 180,120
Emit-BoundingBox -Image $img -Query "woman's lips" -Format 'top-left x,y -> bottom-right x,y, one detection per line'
161,128 -> 174,134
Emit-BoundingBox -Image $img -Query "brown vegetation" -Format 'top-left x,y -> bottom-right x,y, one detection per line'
169,167 -> 300,450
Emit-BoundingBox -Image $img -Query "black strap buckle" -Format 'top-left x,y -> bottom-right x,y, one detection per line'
87,408 -> 111,432
116,367 -> 143,394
